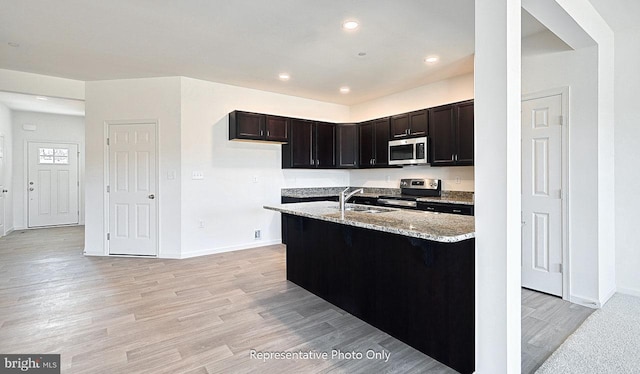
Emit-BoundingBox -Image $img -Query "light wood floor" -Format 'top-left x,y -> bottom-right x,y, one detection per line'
521,288 -> 593,373
0,227 -> 592,374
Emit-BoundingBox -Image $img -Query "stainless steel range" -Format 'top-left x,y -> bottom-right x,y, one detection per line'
377,178 -> 441,209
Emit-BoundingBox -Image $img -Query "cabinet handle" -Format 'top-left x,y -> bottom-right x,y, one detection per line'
266,130 -> 270,137
260,130 -> 264,136
405,129 -> 409,135
453,209 -> 462,213
426,207 -> 435,211
455,154 -> 458,161
451,154 -> 455,161
373,158 -> 376,165
316,159 -> 319,166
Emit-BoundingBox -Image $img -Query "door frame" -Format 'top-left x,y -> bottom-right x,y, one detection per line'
521,87 -> 570,300
0,133 -> 6,237
103,120 -> 159,257
25,140 -> 81,229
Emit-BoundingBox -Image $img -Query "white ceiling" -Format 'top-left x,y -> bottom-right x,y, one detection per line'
1,1 -> 552,106
0,91 -> 85,116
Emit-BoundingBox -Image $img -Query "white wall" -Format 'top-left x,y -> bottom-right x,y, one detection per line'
0,103 -> 13,235
179,77 -> 350,258
11,111 -> 85,229
84,77 -> 182,258
613,26 -> 640,297
349,73 -> 475,191
0,69 -> 84,100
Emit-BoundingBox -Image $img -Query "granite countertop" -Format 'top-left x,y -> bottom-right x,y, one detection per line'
265,201 -> 475,243
281,187 -> 474,205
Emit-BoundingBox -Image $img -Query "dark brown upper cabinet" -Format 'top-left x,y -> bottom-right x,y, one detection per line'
390,109 -> 428,138
336,124 -> 358,168
229,111 -> 289,143
428,100 -> 474,166
282,120 -> 336,168
359,117 -> 392,168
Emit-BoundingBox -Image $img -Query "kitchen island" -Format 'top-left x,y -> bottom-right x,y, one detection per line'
264,202 -> 475,374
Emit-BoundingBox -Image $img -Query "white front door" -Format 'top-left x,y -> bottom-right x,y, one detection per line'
521,94 -> 563,296
28,142 -> 79,227
0,135 -> 6,236
108,123 -> 157,256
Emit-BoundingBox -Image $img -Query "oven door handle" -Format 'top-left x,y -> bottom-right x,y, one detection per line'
377,199 -> 417,208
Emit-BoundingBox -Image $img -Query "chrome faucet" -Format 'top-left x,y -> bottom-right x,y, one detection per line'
340,187 -> 364,212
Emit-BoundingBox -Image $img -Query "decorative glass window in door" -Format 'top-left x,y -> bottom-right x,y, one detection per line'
39,147 -> 69,164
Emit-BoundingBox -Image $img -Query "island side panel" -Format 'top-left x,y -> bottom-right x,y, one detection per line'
283,213 -> 475,374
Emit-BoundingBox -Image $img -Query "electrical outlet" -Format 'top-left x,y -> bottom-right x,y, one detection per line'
192,171 -> 204,180
199,221 -> 205,228
253,176 -> 259,183
455,177 -> 461,184
254,230 -> 261,240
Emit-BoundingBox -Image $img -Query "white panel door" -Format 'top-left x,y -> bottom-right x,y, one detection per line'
108,123 -> 157,256
0,135 -> 5,236
28,142 -> 79,227
521,94 -> 563,296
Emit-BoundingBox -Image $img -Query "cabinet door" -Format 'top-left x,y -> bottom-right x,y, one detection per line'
408,110 -> 428,136
265,115 -> 289,142
358,122 -> 375,167
456,101 -> 474,165
373,118 -> 390,166
390,114 -> 409,138
337,124 -> 358,168
315,122 -> 336,168
290,119 -> 315,168
429,105 -> 456,166
232,111 -> 265,140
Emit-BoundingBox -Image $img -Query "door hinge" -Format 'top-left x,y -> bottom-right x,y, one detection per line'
106,138 -> 110,146
106,185 -> 110,193
558,263 -> 563,273
559,116 -> 564,126
107,233 -> 110,240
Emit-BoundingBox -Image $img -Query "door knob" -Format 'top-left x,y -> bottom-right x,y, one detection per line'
148,194 -> 155,199
2,189 -> 7,193
29,188 -> 34,191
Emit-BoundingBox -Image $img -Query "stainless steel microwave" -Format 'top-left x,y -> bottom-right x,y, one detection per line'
388,136 -> 428,166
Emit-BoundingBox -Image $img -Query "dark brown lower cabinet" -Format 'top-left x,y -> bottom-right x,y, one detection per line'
283,214 -> 475,374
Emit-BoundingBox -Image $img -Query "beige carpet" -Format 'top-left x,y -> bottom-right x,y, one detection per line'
536,293 -> 640,374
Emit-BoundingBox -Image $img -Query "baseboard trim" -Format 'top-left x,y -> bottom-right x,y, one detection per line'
600,286 -> 617,306
617,287 -> 640,298
181,239 -> 282,259
569,294 -> 601,309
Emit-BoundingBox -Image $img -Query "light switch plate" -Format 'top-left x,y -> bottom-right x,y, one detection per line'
192,171 -> 204,180
167,171 -> 176,180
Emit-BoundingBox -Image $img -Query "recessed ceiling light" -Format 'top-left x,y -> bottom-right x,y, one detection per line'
36,97 -> 49,101
278,73 -> 290,81
8,42 -> 20,48
342,20 -> 359,30
339,87 -> 351,94
424,56 -> 439,64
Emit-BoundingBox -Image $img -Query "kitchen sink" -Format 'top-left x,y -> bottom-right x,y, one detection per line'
332,205 -> 394,214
